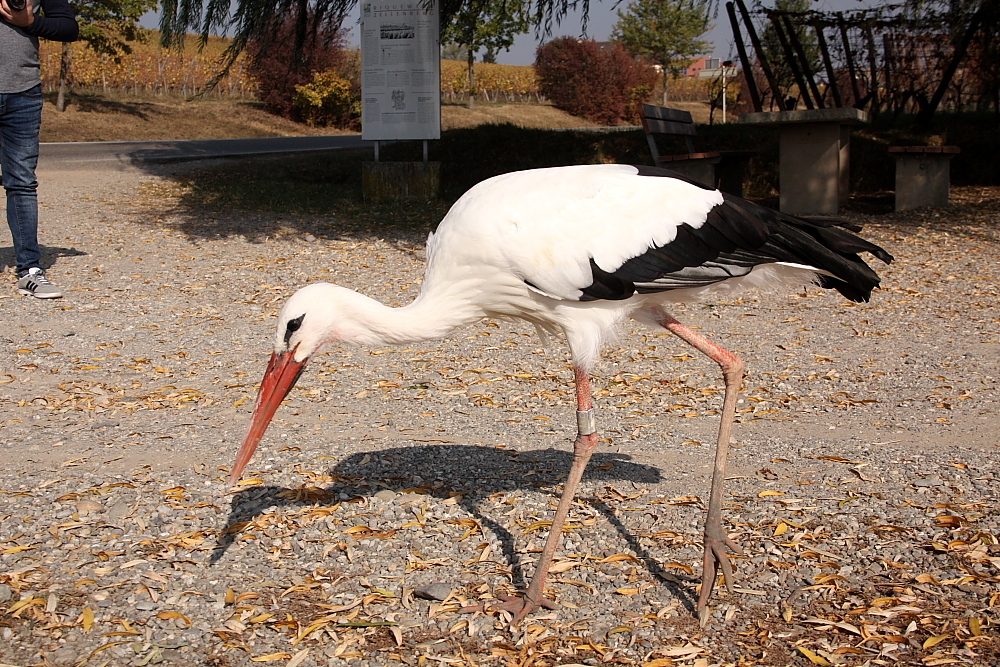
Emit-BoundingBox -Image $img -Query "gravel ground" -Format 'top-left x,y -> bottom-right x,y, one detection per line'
0,164 -> 999,667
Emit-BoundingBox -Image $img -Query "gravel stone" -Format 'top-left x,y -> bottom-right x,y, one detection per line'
50,647 -> 77,665
75,499 -> 105,514
0,169 -> 997,666
413,583 -> 453,601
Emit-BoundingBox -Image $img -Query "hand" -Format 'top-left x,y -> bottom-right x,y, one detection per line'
0,0 -> 35,28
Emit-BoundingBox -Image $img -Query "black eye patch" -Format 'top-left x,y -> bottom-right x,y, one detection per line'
284,314 -> 305,346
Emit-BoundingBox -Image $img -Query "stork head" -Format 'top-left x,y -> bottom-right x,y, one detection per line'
229,283 -> 356,486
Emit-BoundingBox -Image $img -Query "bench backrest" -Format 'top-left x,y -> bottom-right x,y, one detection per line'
640,104 -> 696,160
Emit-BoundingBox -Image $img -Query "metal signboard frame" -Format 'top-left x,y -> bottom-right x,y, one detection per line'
361,0 -> 441,142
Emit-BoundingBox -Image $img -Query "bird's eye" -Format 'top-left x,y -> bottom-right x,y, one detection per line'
284,314 -> 305,345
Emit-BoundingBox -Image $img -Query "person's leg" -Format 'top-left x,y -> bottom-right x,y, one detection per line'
0,84 -> 43,277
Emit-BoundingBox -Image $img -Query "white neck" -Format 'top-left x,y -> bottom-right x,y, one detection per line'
329,280 -> 489,348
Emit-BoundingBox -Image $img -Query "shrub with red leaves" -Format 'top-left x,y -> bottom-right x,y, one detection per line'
535,37 -> 657,125
249,17 -> 355,121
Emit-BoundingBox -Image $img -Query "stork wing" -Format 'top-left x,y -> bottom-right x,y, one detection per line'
435,164 -> 892,304
462,164 -> 725,300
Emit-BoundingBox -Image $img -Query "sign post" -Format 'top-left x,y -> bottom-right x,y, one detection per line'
699,61 -> 738,123
361,0 -> 441,195
360,0 -> 441,200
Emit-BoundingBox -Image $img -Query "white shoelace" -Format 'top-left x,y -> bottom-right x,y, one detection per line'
25,269 -> 53,285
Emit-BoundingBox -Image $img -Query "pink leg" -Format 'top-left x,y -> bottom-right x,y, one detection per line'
495,366 -> 598,624
658,312 -> 745,625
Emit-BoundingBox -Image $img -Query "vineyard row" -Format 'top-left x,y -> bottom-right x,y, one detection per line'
38,43 -> 714,103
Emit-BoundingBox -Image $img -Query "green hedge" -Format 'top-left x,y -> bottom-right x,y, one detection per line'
381,112 -> 1000,203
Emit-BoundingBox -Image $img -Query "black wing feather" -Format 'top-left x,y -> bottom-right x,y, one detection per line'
578,168 -> 893,303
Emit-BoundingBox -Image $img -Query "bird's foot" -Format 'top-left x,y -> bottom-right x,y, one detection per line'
697,522 -> 744,626
458,593 -> 557,624
494,593 -> 558,625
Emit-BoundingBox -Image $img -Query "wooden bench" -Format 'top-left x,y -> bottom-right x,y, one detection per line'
640,103 -> 753,196
889,145 -> 960,211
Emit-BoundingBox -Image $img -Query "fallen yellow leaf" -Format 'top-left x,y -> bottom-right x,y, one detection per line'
599,553 -> 641,564
250,653 -> 292,662
156,611 -> 191,627
797,646 -> 833,666
549,560 -> 580,573
7,595 -> 35,614
2,545 -> 35,555
82,606 -> 94,632
661,562 -> 694,575
923,634 -> 950,649
520,520 -> 553,535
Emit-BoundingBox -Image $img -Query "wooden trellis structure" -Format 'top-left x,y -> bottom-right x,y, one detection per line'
726,0 -> 997,121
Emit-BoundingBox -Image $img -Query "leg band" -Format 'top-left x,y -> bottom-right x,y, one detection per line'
576,408 -> 596,436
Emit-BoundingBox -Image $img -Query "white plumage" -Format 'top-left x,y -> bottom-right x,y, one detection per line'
437,164 -> 725,300
228,163 -> 892,625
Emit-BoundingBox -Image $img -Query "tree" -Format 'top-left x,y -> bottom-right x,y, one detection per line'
249,15 -> 353,119
441,41 -> 469,61
55,0 -> 157,111
535,37 -> 657,124
158,0 -> 616,78
902,0 -> 996,123
159,0 -> 352,85
441,0 -> 530,109
758,0 -> 820,108
613,0 -> 712,105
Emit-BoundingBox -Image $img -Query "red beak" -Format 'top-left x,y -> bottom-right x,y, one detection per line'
229,348 -> 306,486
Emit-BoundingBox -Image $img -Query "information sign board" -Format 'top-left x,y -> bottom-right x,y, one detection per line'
360,0 -> 441,141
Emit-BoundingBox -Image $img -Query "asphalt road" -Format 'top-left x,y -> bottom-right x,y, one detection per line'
38,134 -> 369,170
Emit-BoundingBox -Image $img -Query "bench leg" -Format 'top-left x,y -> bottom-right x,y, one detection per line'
716,158 -> 747,197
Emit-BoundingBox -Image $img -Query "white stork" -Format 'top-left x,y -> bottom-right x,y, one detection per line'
229,164 -> 892,624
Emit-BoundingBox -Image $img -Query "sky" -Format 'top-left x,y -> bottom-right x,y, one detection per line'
142,0 -> 886,67
346,0 -> 886,65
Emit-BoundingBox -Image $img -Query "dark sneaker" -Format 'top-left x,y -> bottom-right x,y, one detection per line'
17,268 -> 63,299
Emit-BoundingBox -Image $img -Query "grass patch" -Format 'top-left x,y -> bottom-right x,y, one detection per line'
40,93 -> 352,143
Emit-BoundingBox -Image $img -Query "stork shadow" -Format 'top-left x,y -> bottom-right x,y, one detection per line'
212,443 -> 695,609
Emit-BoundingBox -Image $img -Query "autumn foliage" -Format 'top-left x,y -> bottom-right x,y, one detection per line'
248,18 -> 358,121
37,35 -> 254,97
440,60 -> 539,102
534,38 -> 657,125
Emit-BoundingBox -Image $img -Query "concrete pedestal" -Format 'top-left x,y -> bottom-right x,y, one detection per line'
663,158 -> 718,191
890,146 -> 959,211
658,153 -> 752,196
740,108 -> 868,215
362,161 -> 440,202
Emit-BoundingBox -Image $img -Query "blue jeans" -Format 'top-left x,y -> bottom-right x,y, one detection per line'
0,84 -> 43,276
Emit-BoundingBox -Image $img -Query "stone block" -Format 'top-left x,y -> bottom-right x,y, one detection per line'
891,146 -> 959,212
740,108 -> 867,215
362,161 -> 440,202
777,121 -> 846,215
740,108 -> 868,126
